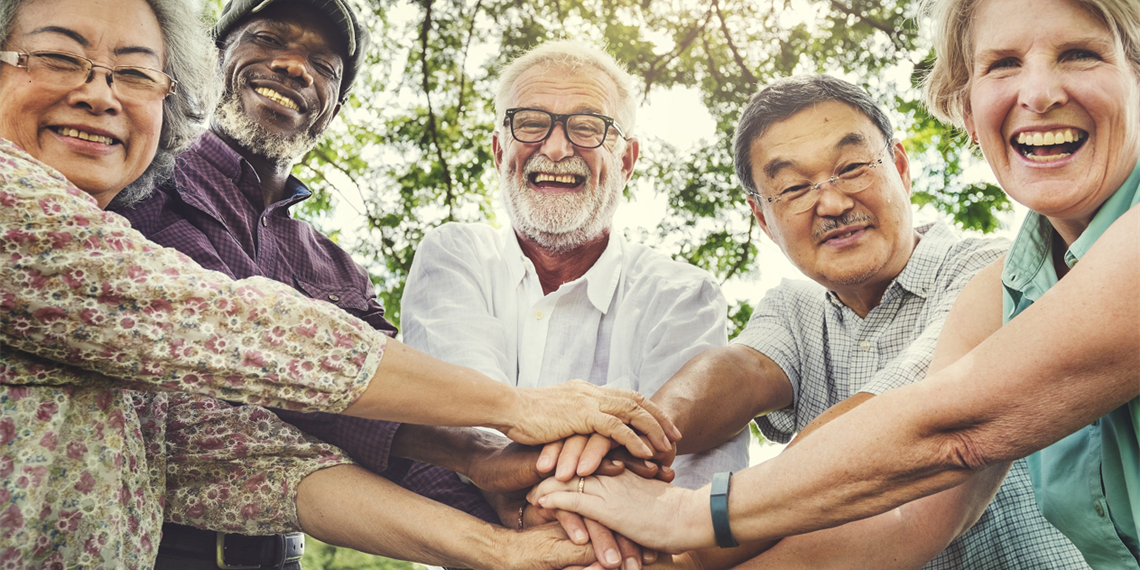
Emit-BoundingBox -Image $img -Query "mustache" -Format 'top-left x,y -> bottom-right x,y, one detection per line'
229,72 -> 314,110
812,212 -> 874,241
523,154 -> 591,178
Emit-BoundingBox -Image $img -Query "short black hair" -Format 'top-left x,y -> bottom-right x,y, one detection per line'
734,75 -> 894,197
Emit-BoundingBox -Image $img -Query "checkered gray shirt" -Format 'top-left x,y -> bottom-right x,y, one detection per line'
734,222 -> 1090,569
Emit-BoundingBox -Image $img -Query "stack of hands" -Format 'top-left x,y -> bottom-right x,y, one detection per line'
471,380 -> 687,570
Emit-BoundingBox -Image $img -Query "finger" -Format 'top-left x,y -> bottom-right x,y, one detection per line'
557,435 -> 590,481
584,517 -> 622,569
654,464 -> 675,483
609,390 -> 681,448
615,533 -> 642,570
536,489 -> 607,523
594,459 -> 626,477
642,548 -> 658,565
620,457 -> 660,480
555,509 -> 590,545
577,434 -> 615,476
539,440 -> 563,474
592,414 -> 654,459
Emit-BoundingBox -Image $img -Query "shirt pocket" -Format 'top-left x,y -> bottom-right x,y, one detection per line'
293,275 -> 372,314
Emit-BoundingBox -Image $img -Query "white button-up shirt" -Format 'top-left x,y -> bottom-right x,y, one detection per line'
401,223 -> 749,489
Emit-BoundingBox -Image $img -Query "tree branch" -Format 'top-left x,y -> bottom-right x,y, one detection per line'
827,0 -> 906,52
712,0 -> 757,84
456,0 -> 484,121
721,214 -> 755,282
642,5 -> 713,101
419,0 -> 456,221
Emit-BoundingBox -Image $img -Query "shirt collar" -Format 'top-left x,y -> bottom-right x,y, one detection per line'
180,131 -> 312,211
894,222 -> 959,299
1004,155 -> 1140,308
503,226 -> 624,314
825,222 -> 956,308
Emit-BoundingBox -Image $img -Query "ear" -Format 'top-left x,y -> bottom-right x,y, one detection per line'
891,139 -> 912,196
492,130 -> 504,170
747,193 -> 775,242
330,102 -> 343,123
963,109 -> 977,146
620,137 -> 640,182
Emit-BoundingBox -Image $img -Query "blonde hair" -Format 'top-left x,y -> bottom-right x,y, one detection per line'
921,0 -> 1140,129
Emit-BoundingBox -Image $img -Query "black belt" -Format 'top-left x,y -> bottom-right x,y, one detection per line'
157,523 -> 304,570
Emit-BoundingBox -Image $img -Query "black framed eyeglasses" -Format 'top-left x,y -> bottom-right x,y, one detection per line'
0,50 -> 177,102
754,140 -> 894,215
503,107 -> 627,149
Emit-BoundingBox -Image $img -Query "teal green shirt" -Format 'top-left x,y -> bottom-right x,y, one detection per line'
1002,158 -> 1140,569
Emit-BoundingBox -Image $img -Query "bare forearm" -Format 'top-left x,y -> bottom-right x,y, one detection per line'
296,464 -> 504,569
391,424 -> 500,475
346,338 -> 518,430
653,345 -> 791,455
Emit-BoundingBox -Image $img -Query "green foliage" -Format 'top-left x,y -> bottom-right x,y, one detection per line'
287,0 -> 1001,334
302,536 -> 427,570
195,0 -> 1007,562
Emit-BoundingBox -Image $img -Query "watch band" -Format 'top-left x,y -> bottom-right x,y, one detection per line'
710,471 -> 739,548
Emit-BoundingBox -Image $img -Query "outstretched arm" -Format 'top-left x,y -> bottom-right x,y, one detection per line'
297,464 -> 594,570
531,205 -> 1139,548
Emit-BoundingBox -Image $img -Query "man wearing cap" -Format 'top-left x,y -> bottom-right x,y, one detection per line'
116,1 -> 597,568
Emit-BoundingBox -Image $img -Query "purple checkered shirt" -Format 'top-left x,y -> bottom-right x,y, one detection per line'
113,131 -> 498,526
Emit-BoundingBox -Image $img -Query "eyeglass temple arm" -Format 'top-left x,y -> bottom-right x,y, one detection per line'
0,51 -> 24,67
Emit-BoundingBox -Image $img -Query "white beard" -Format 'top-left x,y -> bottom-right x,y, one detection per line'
214,82 -> 320,163
501,154 -> 622,253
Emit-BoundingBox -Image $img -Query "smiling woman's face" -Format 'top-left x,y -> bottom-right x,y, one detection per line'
0,0 -> 166,207
964,0 -> 1140,240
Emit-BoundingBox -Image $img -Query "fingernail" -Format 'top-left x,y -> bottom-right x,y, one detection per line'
606,549 -> 621,565
644,460 -> 655,469
610,459 -> 623,467
625,558 -> 639,570
574,530 -> 588,543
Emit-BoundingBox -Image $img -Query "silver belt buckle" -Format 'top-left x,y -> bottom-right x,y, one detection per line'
216,533 -> 261,570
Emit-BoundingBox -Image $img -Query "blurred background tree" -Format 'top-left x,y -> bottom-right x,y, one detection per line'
201,0 -> 1010,564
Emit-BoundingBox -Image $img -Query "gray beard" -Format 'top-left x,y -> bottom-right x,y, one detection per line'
501,155 -> 622,253
213,87 -> 320,164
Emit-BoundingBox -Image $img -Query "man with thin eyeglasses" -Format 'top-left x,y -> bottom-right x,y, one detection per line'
644,74 -> 1090,569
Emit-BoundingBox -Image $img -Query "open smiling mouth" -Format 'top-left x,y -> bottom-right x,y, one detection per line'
529,173 -> 585,189
52,127 -> 118,146
255,87 -> 300,111
1013,128 -> 1087,163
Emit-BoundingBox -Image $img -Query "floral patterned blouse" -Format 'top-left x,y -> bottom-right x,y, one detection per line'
0,139 -> 388,569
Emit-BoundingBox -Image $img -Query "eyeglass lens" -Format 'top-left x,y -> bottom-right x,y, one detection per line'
511,109 -> 610,148
770,149 -> 888,214
26,52 -> 171,101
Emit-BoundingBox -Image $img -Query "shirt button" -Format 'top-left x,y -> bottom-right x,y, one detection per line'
1094,501 -> 1106,517
534,310 -> 544,320
328,294 -> 340,302
859,340 -> 871,352
261,217 -> 268,227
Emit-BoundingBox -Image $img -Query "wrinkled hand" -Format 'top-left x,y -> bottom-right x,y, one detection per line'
528,471 -> 712,553
528,500 -> 658,570
543,434 -> 676,482
502,380 -> 681,457
493,522 -> 597,570
466,438 -> 548,493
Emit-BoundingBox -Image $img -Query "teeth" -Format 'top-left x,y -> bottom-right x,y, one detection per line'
534,174 -> 579,184
1017,128 -> 1083,146
56,127 -> 114,145
255,87 -> 299,111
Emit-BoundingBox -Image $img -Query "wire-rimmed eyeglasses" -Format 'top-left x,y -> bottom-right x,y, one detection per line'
754,140 -> 894,214
0,50 -> 177,102
503,107 -> 626,149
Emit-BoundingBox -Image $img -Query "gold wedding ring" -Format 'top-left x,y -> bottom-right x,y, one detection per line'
577,476 -> 585,493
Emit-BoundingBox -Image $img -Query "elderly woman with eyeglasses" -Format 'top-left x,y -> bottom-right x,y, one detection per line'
0,0 -> 680,566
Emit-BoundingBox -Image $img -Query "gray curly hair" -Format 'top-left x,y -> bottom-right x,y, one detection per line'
0,0 -> 218,207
